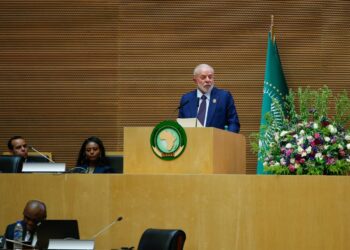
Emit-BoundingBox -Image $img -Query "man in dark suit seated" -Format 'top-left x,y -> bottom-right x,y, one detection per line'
3,200 -> 47,249
7,136 -> 49,163
178,64 -> 240,133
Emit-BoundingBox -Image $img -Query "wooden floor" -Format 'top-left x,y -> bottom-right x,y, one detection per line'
0,174 -> 349,250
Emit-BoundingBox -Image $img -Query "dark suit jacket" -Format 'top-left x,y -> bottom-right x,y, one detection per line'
4,221 -> 29,249
178,87 -> 240,133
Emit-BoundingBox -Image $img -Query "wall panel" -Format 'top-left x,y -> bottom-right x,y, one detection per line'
0,1 -> 349,173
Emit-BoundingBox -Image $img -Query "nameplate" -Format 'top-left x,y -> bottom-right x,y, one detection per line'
22,163 -> 66,173
48,239 -> 94,250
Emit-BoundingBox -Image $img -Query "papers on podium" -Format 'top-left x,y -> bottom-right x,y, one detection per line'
176,118 -> 203,128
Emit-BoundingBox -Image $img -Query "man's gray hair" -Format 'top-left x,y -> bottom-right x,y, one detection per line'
193,64 -> 214,76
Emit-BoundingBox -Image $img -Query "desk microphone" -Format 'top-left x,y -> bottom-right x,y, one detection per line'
91,216 -> 123,240
195,97 -> 200,128
29,145 -> 55,163
4,238 -> 35,249
66,167 -> 89,174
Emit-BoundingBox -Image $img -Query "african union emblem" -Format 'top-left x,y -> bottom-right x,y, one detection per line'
150,120 -> 187,160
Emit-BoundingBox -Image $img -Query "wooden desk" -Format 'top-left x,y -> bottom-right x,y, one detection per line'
0,174 -> 349,250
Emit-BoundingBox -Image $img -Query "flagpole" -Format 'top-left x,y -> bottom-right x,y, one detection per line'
270,14 -> 275,43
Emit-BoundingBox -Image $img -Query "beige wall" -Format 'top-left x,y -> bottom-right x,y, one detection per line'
0,174 -> 349,250
0,1 -> 349,173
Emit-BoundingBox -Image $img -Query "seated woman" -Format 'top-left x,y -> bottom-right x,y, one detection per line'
75,136 -> 116,173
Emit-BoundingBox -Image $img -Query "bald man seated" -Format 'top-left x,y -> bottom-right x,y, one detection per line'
3,200 -> 47,249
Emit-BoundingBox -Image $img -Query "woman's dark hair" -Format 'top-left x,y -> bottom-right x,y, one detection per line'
76,136 -> 108,167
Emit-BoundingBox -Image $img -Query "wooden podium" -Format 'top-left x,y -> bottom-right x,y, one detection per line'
124,127 -> 246,174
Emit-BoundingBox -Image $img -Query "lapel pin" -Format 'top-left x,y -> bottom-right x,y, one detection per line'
213,98 -> 217,104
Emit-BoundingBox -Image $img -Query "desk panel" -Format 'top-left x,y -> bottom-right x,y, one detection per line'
0,174 -> 349,250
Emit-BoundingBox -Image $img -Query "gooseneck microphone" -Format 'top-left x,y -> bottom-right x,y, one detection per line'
195,97 -> 200,128
29,145 -> 55,163
91,216 -> 123,240
173,100 -> 190,116
66,167 -> 89,174
3,238 -> 35,249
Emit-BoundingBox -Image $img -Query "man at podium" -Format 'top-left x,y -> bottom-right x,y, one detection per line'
178,64 -> 240,133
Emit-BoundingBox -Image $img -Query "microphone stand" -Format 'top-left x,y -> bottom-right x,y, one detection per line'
29,146 -> 55,163
195,97 -> 200,128
91,217 -> 123,240
5,238 -> 35,249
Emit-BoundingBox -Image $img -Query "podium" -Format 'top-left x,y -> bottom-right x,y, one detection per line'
124,127 -> 246,174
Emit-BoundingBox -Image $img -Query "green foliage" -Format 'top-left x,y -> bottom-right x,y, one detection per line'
253,86 -> 350,175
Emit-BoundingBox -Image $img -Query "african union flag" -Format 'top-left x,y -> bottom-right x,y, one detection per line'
257,31 -> 289,174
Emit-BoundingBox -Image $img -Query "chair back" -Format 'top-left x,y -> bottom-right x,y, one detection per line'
138,228 -> 186,250
106,152 -> 123,173
3,152 -> 53,162
0,155 -> 24,173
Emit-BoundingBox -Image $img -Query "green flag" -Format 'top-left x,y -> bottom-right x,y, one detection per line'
257,31 -> 289,174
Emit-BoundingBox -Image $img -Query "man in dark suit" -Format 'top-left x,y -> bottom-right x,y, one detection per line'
7,136 -> 50,163
178,64 -> 240,133
3,200 -> 47,249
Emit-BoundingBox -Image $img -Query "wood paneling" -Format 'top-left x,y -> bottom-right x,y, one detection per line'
0,174 -> 349,250
0,1 -> 349,173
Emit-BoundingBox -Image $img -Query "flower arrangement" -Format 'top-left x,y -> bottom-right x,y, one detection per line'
253,86 -> 350,175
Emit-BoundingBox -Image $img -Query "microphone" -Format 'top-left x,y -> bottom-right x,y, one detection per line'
66,167 -> 89,174
195,97 -> 200,128
3,238 -> 35,249
29,145 -> 55,163
173,100 -> 190,117
91,216 -> 123,240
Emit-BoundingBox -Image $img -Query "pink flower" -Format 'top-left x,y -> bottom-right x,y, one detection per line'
314,133 -> 321,139
288,164 -> 296,172
285,149 -> 293,157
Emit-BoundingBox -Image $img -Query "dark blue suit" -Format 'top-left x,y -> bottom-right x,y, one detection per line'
178,87 -> 240,133
4,221 -> 29,249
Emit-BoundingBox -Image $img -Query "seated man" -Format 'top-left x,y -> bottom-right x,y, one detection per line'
7,136 -> 50,162
3,200 -> 47,249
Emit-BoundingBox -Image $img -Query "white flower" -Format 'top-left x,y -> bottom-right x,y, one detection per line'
290,158 -> 295,164
280,131 -> 288,137
313,123 -> 319,129
345,135 -> 350,141
300,130 -> 305,135
263,162 -> 268,167
327,124 -> 337,134
306,146 -> 312,154
324,145 -> 329,150
286,143 -> 292,149
295,163 -> 300,169
315,152 -> 323,160
297,137 -> 304,146
338,144 -> 344,150
324,136 -> 331,142
301,151 -> 307,157
307,136 -> 313,141
274,132 -> 280,142
297,146 -> 303,153
280,158 -> 286,166
347,144 -> 350,150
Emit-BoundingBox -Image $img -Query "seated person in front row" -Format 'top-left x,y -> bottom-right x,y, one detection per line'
7,135 -> 50,163
3,200 -> 47,249
75,136 -> 116,173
